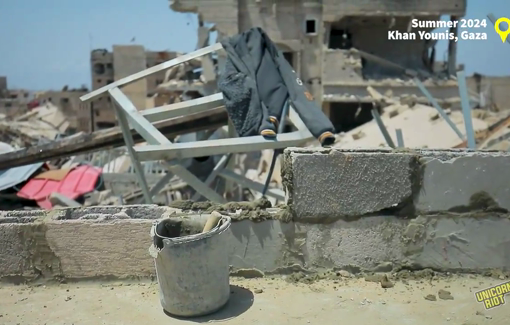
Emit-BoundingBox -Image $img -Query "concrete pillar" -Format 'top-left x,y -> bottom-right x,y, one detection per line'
447,16 -> 458,76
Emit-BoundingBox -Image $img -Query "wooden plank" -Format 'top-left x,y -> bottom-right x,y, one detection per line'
0,107 -> 228,170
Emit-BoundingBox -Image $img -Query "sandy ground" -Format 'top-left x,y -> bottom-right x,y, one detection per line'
0,275 -> 509,325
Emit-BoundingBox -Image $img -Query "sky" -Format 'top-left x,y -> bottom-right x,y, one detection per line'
0,0 -> 508,90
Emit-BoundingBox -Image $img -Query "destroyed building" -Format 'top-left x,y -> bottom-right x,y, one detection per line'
169,0 -> 466,132
34,87 -> 91,133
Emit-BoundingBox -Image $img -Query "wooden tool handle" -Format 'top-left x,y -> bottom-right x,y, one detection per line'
202,212 -> 222,233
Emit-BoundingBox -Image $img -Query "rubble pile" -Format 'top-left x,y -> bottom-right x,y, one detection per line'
326,86 -> 510,150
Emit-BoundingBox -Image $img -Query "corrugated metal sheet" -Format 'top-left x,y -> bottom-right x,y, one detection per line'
17,165 -> 102,209
0,162 -> 45,192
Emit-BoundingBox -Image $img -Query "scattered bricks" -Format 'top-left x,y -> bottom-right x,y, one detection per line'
415,150 -> 510,212
283,148 -> 417,220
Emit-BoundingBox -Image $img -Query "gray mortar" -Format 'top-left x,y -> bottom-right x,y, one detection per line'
53,205 -> 169,220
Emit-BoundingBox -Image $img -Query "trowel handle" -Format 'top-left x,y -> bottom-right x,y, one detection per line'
202,214 -> 222,233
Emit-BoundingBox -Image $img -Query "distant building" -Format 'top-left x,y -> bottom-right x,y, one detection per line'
0,77 -> 32,117
34,87 -> 91,133
89,46 -> 179,130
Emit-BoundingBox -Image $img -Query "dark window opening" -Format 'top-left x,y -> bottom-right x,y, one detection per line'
106,63 -> 113,69
106,79 -> 114,85
156,79 -> 163,85
94,109 -> 100,117
96,79 -> 102,84
305,19 -> 317,34
329,29 -> 353,49
282,52 -> 294,67
93,63 -> 105,75
61,98 -> 69,103
5,102 -> 12,107
329,103 -> 374,133
96,122 -> 116,129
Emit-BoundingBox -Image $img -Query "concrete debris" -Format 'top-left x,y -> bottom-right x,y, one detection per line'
0,103 -> 69,148
334,104 -> 490,149
48,192 -> 81,208
424,294 -> 437,301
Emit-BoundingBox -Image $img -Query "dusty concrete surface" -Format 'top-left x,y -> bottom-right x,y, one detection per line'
0,275 -> 508,325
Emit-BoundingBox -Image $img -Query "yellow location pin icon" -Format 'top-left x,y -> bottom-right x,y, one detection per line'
494,17 -> 510,43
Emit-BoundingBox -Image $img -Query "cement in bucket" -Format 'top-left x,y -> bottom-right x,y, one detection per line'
149,213 -> 231,317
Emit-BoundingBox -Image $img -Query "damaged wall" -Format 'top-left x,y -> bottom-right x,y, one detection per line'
322,0 -> 466,20
170,0 -> 239,35
329,16 -> 438,78
35,90 -> 91,133
466,75 -> 510,110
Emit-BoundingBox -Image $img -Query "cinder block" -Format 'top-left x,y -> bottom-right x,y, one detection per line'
0,222 -> 31,278
0,212 -> 60,280
416,150 -> 510,212
45,219 -> 155,279
283,148 -> 418,220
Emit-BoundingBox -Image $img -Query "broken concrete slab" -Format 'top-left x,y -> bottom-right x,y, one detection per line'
49,192 -> 81,208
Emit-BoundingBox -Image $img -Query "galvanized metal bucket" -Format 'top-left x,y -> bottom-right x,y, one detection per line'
149,214 -> 231,317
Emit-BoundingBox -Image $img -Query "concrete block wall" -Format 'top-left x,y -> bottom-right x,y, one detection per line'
283,148 -> 510,220
1,148 -> 509,282
282,148 -> 510,272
